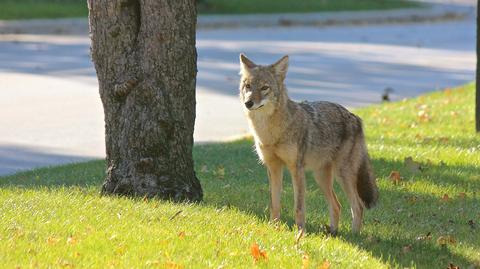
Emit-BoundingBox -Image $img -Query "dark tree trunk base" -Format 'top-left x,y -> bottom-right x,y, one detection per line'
101,174 -> 203,202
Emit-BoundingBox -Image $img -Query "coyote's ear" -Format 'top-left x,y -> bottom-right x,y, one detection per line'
239,53 -> 256,74
271,55 -> 289,80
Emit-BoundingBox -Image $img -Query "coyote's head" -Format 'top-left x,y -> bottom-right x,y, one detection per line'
239,54 -> 289,114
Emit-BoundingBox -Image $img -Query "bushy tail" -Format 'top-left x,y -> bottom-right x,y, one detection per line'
357,153 -> 378,209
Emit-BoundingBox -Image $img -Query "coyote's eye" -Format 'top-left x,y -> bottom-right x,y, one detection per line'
245,83 -> 251,89
261,86 -> 270,93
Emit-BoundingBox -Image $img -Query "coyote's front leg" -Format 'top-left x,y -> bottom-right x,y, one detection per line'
289,164 -> 306,231
265,159 -> 283,222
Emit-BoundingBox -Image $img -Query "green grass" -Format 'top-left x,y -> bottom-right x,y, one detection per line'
1,83 -> 479,268
0,0 -> 87,20
0,0 -> 419,20
197,0 -> 419,15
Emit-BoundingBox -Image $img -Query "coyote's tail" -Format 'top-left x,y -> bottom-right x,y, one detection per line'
357,147 -> 379,209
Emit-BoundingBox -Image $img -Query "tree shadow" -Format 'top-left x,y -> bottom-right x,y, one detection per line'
0,144 -> 97,177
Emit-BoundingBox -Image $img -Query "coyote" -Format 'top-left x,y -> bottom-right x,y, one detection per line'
239,54 -> 378,234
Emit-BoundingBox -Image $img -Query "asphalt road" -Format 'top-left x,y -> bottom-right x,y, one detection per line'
0,12 -> 475,175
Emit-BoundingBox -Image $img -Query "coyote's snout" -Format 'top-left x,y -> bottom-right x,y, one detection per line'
239,53 -> 379,234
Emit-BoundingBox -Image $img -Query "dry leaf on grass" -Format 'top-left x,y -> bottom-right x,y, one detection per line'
402,244 -> 413,254
447,263 -> 460,269
389,171 -> 401,184
165,261 -> 184,269
440,194 -> 450,202
46,236 -> 60,245
319,260 -> 331,269
437,235 -> 456,246
301,254 -> 309,269
66,236 -> 77,245
416,232 -> 432,241
251,242 -> 268,262
178,231 -> 185,239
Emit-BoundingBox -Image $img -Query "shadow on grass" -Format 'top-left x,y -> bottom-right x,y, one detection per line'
193,140 -> 479,268
1,139 -> 478,267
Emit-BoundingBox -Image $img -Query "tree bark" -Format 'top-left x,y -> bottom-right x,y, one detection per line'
477,0 -> 480,132
87,0 -> 202,201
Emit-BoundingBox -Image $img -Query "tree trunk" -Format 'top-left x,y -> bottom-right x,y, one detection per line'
87,0 -> 202,201
477,0 -> 480,132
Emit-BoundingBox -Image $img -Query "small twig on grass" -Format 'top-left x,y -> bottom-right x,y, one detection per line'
169,210 -> 183,220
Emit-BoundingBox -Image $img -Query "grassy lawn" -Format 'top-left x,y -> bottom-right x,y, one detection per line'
0,0 -> 419,20
197,0 -> 419,15
1,83 -> 479,268
0,0 -> 87,20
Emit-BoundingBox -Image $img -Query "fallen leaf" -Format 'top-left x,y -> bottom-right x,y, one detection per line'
422,137 -> 434,143
439,137 -> 450,143
402,244 -> 412,254
46,236 -> 60,245
447,263 -> 460,269
437,235 -> 456,246
319,260 -> 331,269
405,157 -> 422,173
389,171 -> 401,184
178,231 -> 185,239
416,232 -> 432,241
165,261 -> 184,269
458,192 -> 467,199
58,259 -> 74,268
251,242 -> 268,262
441,194 -> 450,202
145,260 -> 160,266
302,254 -> 309,269
417,110 -> 432,122
66,236 -> 77,245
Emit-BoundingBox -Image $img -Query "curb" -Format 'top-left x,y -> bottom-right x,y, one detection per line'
0,4 -> 474,35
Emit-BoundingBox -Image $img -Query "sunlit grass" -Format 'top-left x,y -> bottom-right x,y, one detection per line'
1,83 -> 479,268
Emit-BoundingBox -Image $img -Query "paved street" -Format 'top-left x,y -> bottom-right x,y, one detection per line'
0,4 -> 476,175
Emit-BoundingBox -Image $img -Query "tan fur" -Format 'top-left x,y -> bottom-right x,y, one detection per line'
239,54 -> 378,234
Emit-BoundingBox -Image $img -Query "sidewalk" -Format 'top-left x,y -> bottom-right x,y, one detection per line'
0,2 -> 474,35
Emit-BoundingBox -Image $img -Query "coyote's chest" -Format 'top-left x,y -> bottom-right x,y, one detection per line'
247,113 -> 282,146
